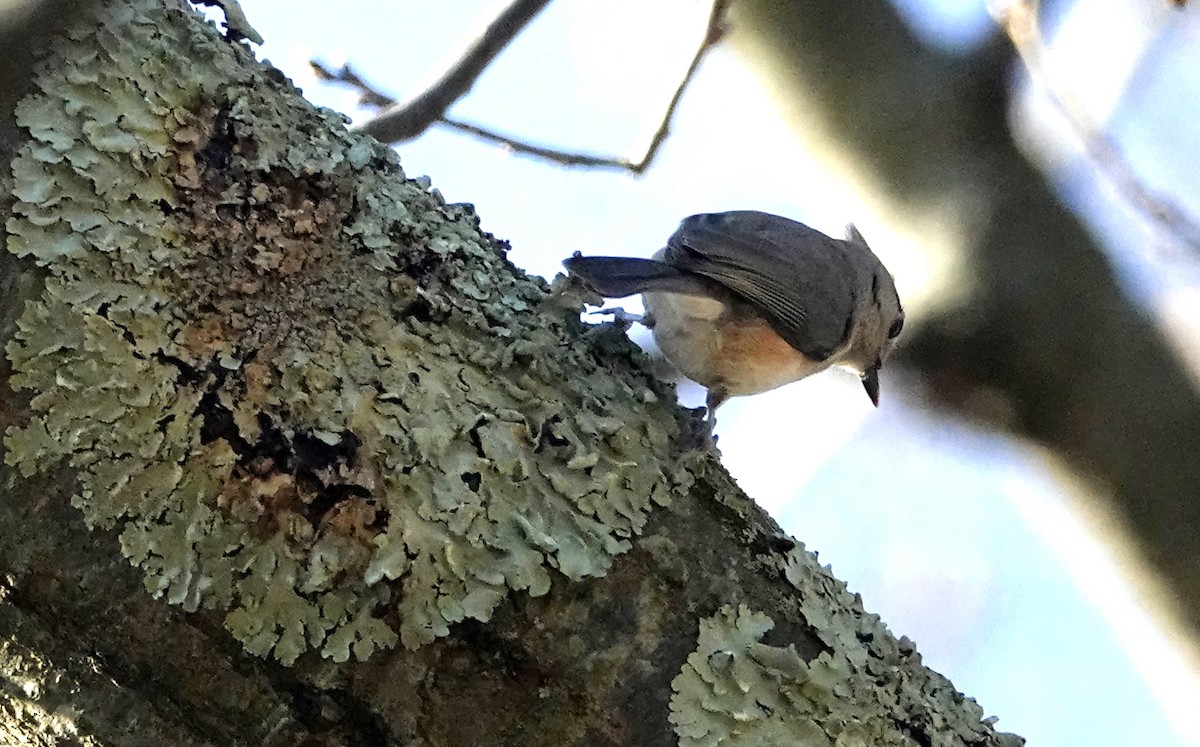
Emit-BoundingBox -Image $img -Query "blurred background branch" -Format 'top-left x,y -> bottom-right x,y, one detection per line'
994,0 -> 1200,249
728,0 -> 1200,636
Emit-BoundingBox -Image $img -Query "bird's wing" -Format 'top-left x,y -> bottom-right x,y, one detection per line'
663,211 -> 857,360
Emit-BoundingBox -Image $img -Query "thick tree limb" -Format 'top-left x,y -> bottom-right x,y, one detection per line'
0,1 -> 1021,743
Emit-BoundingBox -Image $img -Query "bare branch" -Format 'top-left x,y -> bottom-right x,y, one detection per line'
433,0 -> 730,174
992,0 -> 1200,249
319,0 -> 730,175
439,116 -> 641,171
307,60 -> 636,171
354,0 -> 552,144
622,0 -> 731,173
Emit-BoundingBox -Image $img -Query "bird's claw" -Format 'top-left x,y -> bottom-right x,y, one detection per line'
588,306 -> 648,330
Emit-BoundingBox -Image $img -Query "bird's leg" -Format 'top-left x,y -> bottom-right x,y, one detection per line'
705,386 -> 728,419
697,385 -> 728,446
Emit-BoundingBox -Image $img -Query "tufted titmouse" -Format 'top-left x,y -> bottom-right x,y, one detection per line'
564,211 -> 904,414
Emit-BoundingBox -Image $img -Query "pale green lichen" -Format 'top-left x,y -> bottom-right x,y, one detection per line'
4,0 -> 683,664
669,604 -> 849,747
670,548 -> 1023,747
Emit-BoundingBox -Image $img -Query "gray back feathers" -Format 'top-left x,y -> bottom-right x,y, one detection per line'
664,211 -> 875,361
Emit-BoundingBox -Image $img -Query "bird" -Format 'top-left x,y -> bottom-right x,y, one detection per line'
564,210 -> 904,418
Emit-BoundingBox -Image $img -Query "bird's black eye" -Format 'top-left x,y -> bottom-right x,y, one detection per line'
887,317 -> 904,339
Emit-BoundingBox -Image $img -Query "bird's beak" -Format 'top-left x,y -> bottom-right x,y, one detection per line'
861,367 -> 880,407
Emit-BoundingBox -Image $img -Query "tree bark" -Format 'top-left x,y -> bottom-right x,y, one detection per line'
730,0 -> 1200,635
0,1 -> 1021,744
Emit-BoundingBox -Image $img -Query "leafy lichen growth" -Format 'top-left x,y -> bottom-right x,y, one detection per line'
669,604 -> 846,747
670,548 -> 1024,747
4,0 -> 682,664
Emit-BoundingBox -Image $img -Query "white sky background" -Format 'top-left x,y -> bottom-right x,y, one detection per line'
219,1 -> 1200,744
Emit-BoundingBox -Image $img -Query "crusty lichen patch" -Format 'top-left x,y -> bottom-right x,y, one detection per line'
670,548 -> 1023,747
4,0 -> 683,664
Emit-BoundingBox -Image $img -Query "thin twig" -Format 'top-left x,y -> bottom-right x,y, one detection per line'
316,0 -> 730,175
306,62 -> 636,171
992,0 -> 1200,249
439,117 -> 643,171
441,0 -> 729,174
353,0 -> 552,144
619,0 -> 731,174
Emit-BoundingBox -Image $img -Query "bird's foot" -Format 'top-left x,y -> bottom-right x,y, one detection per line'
588,306 -> 649,330
682,406 -> 719,450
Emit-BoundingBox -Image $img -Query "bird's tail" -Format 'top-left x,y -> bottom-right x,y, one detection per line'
564,255 -> 701,298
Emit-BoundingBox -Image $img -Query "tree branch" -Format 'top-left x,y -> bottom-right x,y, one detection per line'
354,0 -> 552,144
321,0 -> 730,174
